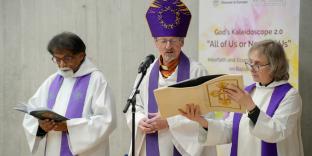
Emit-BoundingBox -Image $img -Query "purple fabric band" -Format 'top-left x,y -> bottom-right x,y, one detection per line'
230,83 -> 292,156
47,74 -> 91,156
146,52 -> 190,156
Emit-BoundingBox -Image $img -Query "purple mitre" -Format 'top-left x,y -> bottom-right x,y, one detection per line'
146,0 -> 191,37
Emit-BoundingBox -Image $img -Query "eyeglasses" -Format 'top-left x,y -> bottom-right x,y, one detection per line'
245,62 -> 270,71
51,55 -> 75,64
155,38 -> 182,48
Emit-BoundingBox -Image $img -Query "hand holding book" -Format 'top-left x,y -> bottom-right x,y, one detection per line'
223,84 -> 256,112
39,119 -> 68,132
13,102 -> 68,122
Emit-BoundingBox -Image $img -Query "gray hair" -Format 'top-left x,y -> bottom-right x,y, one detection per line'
249,39 -> 289,81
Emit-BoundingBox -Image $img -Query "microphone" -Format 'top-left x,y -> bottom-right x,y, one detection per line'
138,54 -> 155,73
123,54 -> 155,113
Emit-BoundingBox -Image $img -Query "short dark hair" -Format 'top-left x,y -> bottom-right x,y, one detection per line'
47,32 -> 86,55
249,39 -> 289,81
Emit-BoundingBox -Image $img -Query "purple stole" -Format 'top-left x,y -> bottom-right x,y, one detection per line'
230,83 -> 292,156
47,74 -> 91,156
146,52 -> 190,156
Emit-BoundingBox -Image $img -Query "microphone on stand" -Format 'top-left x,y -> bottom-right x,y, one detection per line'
138,54 -> 155,73
123,54 -> 156,156
123,54 -> 155,113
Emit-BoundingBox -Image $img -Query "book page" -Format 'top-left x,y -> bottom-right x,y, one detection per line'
203,75 -> 245,113
154,86 -> 204,118
13,102 -> 31,114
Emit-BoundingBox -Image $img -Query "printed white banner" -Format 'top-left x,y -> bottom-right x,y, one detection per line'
199,0 -> 299,88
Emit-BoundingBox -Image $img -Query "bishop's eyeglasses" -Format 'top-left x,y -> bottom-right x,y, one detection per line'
155,38 -> 182,47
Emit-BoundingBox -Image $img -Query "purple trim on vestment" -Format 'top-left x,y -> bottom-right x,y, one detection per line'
48,74 -> 91,156
146,52 -> 189,156
230,83 -> 292,156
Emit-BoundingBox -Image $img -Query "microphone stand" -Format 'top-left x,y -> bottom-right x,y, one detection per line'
123,69 -> 148,156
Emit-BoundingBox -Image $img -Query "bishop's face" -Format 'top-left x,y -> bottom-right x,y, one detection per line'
51,49 -> 85,72
155,37 -> 184,65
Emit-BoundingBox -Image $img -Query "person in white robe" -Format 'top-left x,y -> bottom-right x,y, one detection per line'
23,32 -> 116,156
180,40 -> 304,156
125,1 -> 217,156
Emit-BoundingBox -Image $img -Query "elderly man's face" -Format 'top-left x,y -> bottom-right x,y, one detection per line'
51,49 -> 85,72
155,37 -> 184,65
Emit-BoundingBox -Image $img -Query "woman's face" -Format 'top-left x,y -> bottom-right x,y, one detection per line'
247,50 -> 273,85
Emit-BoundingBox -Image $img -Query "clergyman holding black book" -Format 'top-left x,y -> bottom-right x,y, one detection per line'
22,32 -> 116,156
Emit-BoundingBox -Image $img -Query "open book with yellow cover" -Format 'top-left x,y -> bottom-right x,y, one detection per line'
154,74 -> 246,118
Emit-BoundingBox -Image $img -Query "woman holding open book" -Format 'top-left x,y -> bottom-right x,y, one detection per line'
179,40 -> 304,156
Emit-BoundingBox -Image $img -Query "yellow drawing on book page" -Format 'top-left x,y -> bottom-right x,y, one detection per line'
207,80 -> 241,109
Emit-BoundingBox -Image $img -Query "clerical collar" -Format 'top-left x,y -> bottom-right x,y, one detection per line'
159,56 -> 179,78
259,79 -> 274,87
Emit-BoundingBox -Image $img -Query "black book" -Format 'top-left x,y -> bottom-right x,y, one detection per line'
14,102 -> 68,122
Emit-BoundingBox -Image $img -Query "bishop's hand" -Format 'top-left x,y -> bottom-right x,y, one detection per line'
138,117 -> 155,134
148,112 -> 169,131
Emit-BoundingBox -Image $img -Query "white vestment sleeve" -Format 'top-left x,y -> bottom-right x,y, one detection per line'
168,60 -> 216,156
23,114 -> 42,153
249,89 -> 302,143
168,113 -> 215,156
66,76 -> 116,154
23,74 -> 55,153
198,117 -> 233,146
